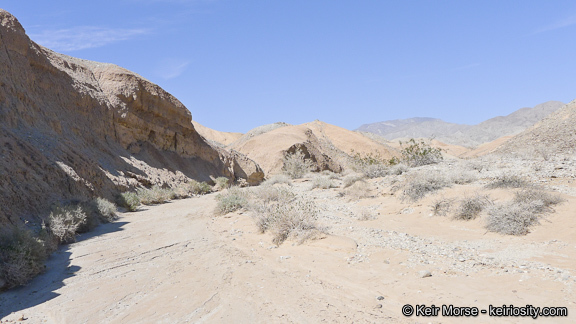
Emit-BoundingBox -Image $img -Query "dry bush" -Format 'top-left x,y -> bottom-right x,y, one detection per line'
215,186 -> 249,215
282,149 -> 314,179
262,174 -> 292,186
92,198 -> 118,223
349,151 -> 389,178
342,173 -> 365,188
357,208 -> 377,221
450,170 -> 478,184
389,163 -> 409,175
453,194 -> 491,220
48,204 -> 91,243
137,185 -> 175,205
343,180 -> 371,200
321,170 -> 341,180
214,177 -> 231,191
486,188 -> 564,235
311,175 -> 337,189
188,180 -> 212,195
0,226 -> 48,290
254,185 -> 296,205
430,197 -> 455,216
400,138 -> 443,167
485,174 -> 530,189
401,171 -> 452,202
117,192 -> 140,212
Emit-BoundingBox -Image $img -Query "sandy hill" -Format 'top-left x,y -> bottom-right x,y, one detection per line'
228,120 -> 397,176
357,101 -> 565,147
192,121 -> 243,146
496,100 -> 576,156
0,9 -> 262,225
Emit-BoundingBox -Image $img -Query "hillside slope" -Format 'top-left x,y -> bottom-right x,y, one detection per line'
0,9 -> 262,225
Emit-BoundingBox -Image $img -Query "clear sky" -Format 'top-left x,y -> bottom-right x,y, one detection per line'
2,1 -> 576,133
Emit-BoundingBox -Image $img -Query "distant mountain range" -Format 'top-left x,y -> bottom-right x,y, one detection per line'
356,101 -> 566,147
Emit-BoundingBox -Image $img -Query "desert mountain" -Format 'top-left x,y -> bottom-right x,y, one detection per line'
356,101 -> 565,147
496,99 -> 576,156
192,121 -> 243,146
228,120 -> 397,176
0,9 -> 262,225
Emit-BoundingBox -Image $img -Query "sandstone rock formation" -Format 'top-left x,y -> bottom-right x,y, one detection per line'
0,9 -> 262,225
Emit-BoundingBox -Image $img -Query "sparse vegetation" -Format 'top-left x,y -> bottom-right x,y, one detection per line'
282,149 -> 315,179
136,185 -> 176,205
453,194 -> 491,220
215,186 -> 249,215
485,174 -> 529,189
311,174 -> 336,189
188,180 -> 213,195
262,174 -> 292,186
92,198 -> 118,223
357,208 -> 376,221
486,188 -> 565,235
349,151 -> 389,178
214,177 -> 230,191
48,204 -> 90,243
343,179 -> 371,200
399,138 -> 443,167
430,197 -> 455,216
118,191 -> 140,212
342,173 -> 365,188
401,171 -> 452,202
0,226 -> 49,290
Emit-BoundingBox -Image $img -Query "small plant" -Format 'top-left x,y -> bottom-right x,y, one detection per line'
92,198 -> 118,222
188,180 -> 212,195
430,197 -> 454,216
357,208 -> 376,221
214,177 -> 230,191
262,174 -> 292,186
48,204 -> 89,243
0,226 -> 48,290
282,149 -> 315,179
137,185 -> 175,205
485,174 -> 529,189
310,175 -> 336,189
399,138 -> 443,167
118,191 -> 140,212
342,173 -> 365,188
349,151 -> 389,178
513,188 -> 565,212
401,171 -> 451,202
453,194 -> 491,220
215,187 -> 249,215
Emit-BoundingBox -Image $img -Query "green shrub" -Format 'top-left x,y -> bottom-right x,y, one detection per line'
349,151 -> 389,178
214,177 -> 230,191
215,187 -> 249,215
282,149 -> 314,179
189,180 -> 212,195
137,185 -> 175,205
118,191 -> 140,212
399,139 -> 443,167
0,226 -> 48,290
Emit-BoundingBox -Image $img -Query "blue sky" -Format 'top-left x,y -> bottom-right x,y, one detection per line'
2,1 -> 576,133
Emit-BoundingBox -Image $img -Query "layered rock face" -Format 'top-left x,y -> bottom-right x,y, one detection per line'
0,9 -> 262,225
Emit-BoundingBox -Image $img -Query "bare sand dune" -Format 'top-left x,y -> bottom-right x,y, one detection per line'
192,121 -> 243,146
229,120 -> 397,176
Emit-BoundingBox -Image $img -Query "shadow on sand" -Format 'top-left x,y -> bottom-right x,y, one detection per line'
0,221 -> 127,319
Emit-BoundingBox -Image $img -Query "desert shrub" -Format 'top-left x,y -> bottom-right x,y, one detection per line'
215,186 -> 249,215
399,138 -> 443,167
430,197 -> 455,216
282,149 -> 314,179
214,177 -> 230,191
92,198 -> 117,223
254,198 -> 320,246
357,208 -> 376,221
0,226 -> 48,289
188,180 -> 213,195
117,192 -> 140,212
451,170 -> 478,185
311,175 -> 336,189
343,180 -> 371,200
389,163 -> 409,175
401,171 -> 452,202
342,173 -> 365,188
255,185 -> 297,204
486,188 -> 564,235
453,194 -> 491,220
485,174 -> 529,189
349,151 -> 389,178
48,204 -> 89,243
262,174 -> 292,186
137,185 -> 175,205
